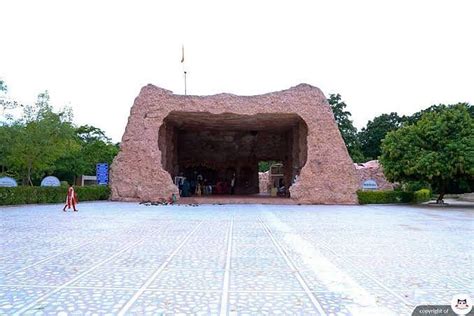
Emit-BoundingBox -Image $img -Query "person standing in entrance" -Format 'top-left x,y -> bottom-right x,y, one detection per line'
63,184 -> 78,212
230,173 -> 236,195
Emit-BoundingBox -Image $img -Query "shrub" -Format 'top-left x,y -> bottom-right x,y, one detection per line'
0,185 -> 110,205
76,185 -> 110,201
35,186 -> 68,204
414,188 -> 432,203
357,190 -> 414,204
401,180 -> 431,192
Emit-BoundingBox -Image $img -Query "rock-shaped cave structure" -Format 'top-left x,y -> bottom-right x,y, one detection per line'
110,83 -> 359,204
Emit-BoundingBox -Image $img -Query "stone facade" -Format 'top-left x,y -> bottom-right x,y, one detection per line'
110,84 -> 360,204
354,160 -> 395,191
259,171 -> 270,194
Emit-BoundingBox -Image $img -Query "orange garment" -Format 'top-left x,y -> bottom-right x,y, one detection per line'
65,186 -> 78,209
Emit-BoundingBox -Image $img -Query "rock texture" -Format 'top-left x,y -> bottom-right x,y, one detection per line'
354,160 -> 394,190
259,171 -> 270,194
110,84 -> 360,204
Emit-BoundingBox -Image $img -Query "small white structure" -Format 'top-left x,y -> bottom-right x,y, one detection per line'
362,179 -> 378,190
40,176 -> 61,187
0,177 -> 18,187
80,175 -> 97,186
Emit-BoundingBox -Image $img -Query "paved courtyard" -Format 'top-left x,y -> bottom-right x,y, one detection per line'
0,202 -> 472,315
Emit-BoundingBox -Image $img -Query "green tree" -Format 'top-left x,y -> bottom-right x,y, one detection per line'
75,125 -> 119,175
359,112 -> 403,160
1,80 -> 20,175
0,80 -> 19,123
380,103 -> 474,203
403,103 -> 474,125
53,140 -> 87,185
258,160 -> 278,172
327,94 -> 365,162
76,125 -> 110,143
0,82 -> 119,185
6,91 -> 76,185
0,124 -> 21,175
402,104 -> 447,125
54,125 -> 119,183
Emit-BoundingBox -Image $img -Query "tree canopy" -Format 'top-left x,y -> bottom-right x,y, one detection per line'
358,112 -> 403,160
54,125 -> 119,184
0,80 -> 18,122
2,91 -> 76,185
380,103 -> 474,202
328,94 -> 365,162
0,83 -> 118,185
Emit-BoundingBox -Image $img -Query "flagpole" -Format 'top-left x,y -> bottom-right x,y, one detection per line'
181,45 -> 187,95
184,71 -> 187,95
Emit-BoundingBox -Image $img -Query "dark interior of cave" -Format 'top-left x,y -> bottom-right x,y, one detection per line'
158,112 -> 307,197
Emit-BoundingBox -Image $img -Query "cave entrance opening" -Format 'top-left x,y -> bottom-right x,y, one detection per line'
258,161 -> 289,197
158,112 -> 307,199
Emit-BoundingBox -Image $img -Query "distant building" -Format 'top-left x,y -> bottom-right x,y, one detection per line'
76,175 -> 97,186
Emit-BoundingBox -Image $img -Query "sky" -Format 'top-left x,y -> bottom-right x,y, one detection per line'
1,0 -> 473,142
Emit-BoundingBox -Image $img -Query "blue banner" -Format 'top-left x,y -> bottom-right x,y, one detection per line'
96,163 -> 109,185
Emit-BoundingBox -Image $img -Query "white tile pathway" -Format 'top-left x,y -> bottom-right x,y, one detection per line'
0,202 -> 472,315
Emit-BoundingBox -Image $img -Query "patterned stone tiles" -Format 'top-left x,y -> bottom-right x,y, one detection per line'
231,256 -> 290,271
107,250 -> 169,269
127,290 -> 221,315
230,269 -> 304,292
228,292 -> 317,315
0,286 -> 52,314
148,269 -> 225,291
69,266 -> 156,289
3,264 -> 89,287
21,288 -> 136,315
0,201 -> 472,315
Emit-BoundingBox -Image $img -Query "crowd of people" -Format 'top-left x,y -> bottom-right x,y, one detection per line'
176,172 -> 236,197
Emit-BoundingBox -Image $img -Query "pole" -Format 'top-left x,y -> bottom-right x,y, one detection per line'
184,71 -> 187,95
